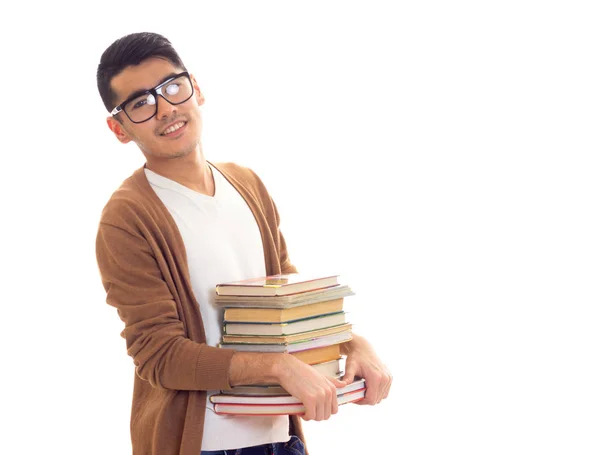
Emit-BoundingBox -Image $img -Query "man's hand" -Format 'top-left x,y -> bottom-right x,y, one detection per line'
229,351 -> 347,421
274,354 -> 347,421
341,334 -> 393,405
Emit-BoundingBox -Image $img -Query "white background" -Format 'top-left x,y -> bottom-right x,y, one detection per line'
2,1 -> 599,454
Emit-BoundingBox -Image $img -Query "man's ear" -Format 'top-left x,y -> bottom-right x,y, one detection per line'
190,74 -> 205,106
106,116 -> 132,144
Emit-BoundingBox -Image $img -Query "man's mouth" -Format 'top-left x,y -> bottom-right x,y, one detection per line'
161,121 -> 187,136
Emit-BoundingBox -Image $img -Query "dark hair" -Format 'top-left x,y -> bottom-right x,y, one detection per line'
96,32 -> 187,112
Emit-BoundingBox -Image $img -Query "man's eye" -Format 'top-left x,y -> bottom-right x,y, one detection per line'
131,94 -> 155,110
166,84 -> 180,96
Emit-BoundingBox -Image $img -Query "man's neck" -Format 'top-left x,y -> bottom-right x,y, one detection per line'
145,147 -> 215,196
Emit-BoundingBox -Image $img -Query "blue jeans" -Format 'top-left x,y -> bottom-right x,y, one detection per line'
201,435 -> 305,455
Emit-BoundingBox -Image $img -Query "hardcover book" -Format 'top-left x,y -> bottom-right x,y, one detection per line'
224,312 -> 347,336
215,285 -> 354,308
223,298 -> 345,323
221,323 -> 352,344
223,324 -> 352,344
216,273 -> 339,297
219,329 -> 352,353
290,344 -> 342,365
210,379 -> 366,416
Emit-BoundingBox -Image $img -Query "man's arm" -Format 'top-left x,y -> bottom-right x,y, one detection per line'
340,333 -> 393,405
228,351 -> 347,421
96,220 -> 235,391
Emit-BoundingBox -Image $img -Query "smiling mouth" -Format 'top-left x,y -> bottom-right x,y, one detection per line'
161,121 -> 187,136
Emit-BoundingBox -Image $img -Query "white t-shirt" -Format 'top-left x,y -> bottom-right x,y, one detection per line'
145,165 -> 290,451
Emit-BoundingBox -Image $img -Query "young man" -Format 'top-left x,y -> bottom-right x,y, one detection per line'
95,32 -> 392,455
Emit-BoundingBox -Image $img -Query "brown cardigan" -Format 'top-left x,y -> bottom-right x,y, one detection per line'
96,162 -> 306,455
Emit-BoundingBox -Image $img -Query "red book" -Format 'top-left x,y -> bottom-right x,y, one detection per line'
210,379 -> 366,416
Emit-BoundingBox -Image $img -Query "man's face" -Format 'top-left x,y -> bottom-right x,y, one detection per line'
107,57 -> 204,160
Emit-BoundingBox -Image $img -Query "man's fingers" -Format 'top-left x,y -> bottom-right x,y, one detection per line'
321,383 -> 337,421
301,380 -> 341,421
329,381 -> 339,417
315,402 -> 324,421
382,372 -> 393,401
329,377 -> 348,388
331,389 -> 339,415
378,370 -> 393,402
354,370 -> 392,405
366,372 -> 382,405
315,387 -> 329,421
302,399 -> 316,421
377,375 -> 387,403
342,363 -> 357,384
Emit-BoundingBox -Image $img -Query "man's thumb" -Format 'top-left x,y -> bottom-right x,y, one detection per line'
329,377 -> 347,388
342,363 -> 357,384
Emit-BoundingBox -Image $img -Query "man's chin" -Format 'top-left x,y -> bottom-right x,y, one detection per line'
141,138 -> 199,160
161,146 -> 195,160
166,150 -> 191,160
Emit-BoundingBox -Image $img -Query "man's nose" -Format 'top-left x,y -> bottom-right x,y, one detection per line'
156,95 -> 176,120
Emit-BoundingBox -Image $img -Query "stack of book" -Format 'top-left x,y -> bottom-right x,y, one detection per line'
212,273 -> 365,415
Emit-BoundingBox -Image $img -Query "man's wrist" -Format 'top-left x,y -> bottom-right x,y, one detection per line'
268,353 -> 284,383
229,352 -> 286,386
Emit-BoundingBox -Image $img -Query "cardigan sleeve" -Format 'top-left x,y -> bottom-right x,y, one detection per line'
96,220 -> 235,391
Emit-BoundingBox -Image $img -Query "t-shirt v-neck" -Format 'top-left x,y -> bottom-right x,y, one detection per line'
144,164 -> 220,210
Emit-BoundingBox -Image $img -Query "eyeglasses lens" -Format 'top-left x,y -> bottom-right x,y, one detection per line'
124,75 -> 193,123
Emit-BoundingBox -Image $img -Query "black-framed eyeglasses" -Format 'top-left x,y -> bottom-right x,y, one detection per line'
110,71 -> 194,124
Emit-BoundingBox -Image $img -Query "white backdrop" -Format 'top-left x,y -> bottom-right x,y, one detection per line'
2,1 -> 599,454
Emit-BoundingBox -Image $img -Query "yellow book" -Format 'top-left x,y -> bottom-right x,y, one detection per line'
222,323 -> 352,344
292,343 -> 343,365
